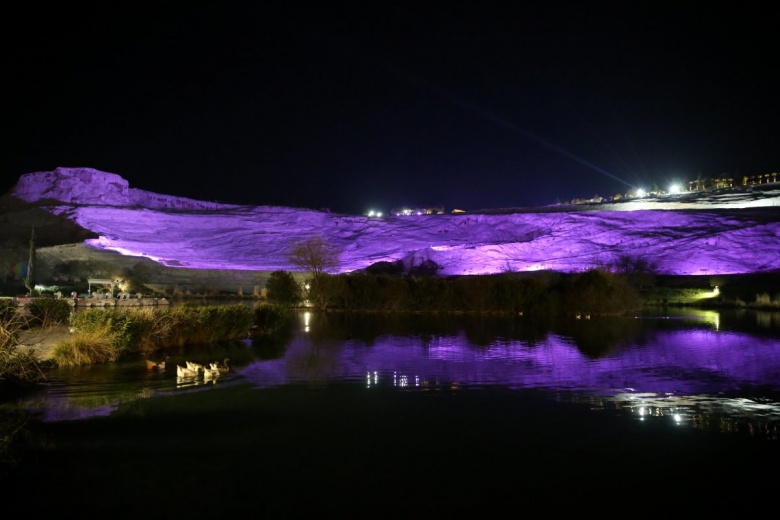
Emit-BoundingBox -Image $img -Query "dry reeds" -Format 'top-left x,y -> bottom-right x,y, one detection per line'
0,304 -> 46,385
52,323 -> 120,367
0,346 -> 47,385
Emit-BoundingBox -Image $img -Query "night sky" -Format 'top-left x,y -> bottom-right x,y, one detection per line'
5,1 -> 777,215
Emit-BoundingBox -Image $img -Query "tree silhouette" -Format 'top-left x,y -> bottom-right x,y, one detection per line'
288,235 -> 340,308
265,270 -> 302,306
288,235 -> 340,280
23,227 -> 36,296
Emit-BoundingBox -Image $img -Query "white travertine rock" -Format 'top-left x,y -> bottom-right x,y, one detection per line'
8,168 -> 780,276
11,167 -> 131,205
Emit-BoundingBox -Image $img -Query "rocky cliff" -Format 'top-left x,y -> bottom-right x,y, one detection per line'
3,167 -> 780,295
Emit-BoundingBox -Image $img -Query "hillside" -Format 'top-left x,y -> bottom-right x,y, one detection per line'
2,167 -> 780,295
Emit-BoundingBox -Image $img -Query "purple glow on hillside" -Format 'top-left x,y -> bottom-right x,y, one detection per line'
11,167 -> 780,276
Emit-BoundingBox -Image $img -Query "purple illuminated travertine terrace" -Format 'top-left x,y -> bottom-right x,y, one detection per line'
9,167 -> 780,276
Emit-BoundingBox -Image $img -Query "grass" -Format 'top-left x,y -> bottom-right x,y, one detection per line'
0,301 -> 47,386
643,273 -> 780,308
52,323 -> 120,367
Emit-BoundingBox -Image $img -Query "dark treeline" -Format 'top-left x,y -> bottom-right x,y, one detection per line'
280,269 -> 643,316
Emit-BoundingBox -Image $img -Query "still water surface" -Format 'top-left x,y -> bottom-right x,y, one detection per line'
2,308 -> 779,516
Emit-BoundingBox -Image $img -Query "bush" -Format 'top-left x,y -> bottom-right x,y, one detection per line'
452,276 -> 493,312
0,347 -> 46,385
198,305 -> 255,342
408,259 -> 441,277
1,301 -> 44,385
253,304 -> 292,336
70,308 -> 168,357
558,269 -> 642,316
265,270 -> 302,306
53,322 -> 120,367
291,270 -> 644,316
309,274 -> 349,310
155,305 -> 255,349
69,305 -> 256,358
26,298 -> 72,327
0,300 -> 18,323
364,260 -> 405,276
69,309 -> 128,355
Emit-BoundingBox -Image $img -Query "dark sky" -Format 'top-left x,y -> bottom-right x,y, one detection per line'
5,1 -> 777,214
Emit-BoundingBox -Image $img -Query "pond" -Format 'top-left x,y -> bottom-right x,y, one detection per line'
2,307 -> 779,516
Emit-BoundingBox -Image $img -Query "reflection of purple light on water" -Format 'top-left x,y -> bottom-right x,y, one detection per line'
241,328 -> 780,396
41,402 -> 117,422
236,324 -> 780,435
20,310 -> 780,426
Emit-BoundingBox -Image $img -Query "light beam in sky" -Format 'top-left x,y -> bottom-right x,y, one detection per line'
388,62 -> 635,189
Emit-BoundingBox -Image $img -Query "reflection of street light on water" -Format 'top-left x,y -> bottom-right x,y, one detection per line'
304,311 -> 310,333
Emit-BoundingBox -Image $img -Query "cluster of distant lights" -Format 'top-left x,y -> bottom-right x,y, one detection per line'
366,370 -> 448,389
366,209 -> 425,217
634,183 -> 683,198
366,184 -> 687,217
366,370 -> 422,388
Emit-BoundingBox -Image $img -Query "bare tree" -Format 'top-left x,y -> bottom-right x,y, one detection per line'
288,235 -> 340,280
288,235 -> 340,308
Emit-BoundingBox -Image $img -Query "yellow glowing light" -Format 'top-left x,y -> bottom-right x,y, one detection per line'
692,288 -> 721,301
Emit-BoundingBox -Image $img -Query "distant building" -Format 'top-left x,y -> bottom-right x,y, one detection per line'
87,278 -> 123,295
391,205 -> 445,216
570,195 -> 603,205
688,172 -> 778,192
690,176 -> 734,191
743,172 -> 778,186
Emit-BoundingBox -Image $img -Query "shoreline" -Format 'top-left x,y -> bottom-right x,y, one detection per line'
16,325 -> 71,361
14,301 -> 780,364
